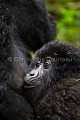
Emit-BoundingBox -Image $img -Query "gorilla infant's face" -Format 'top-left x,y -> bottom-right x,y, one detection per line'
24,57 -> 53,88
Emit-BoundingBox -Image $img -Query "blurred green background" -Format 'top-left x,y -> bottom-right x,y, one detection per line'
46,0 -> 80,46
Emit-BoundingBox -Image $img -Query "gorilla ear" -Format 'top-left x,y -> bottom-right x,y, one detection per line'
48,14 -> 56,28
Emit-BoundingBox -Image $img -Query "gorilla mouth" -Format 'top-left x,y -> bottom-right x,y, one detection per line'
23,83 -> 34,89
24,76 -> 43,89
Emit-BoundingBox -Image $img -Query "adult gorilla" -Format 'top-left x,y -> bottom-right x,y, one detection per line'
0,0 -> 56,119
0,0 -> 56,92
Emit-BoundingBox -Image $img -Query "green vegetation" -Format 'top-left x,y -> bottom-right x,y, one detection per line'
46,0 -> 80,46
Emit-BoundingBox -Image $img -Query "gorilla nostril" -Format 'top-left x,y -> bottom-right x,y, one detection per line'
30,73 -> 34,76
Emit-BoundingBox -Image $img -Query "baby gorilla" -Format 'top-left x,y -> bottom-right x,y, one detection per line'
23,41 -> 80,106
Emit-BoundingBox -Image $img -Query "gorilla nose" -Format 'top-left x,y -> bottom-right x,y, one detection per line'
30,73 -> 34,76
29,70 -> 36,77
24,69 -> 38,83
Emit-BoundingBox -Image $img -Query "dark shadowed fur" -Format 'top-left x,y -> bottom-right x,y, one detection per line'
23,41 -> 80,106
0,83 -> 34,120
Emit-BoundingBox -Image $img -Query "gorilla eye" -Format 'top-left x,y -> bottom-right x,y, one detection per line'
36,62 -> 40,68
46,57 -> 51,61
44,62 -> 50,69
